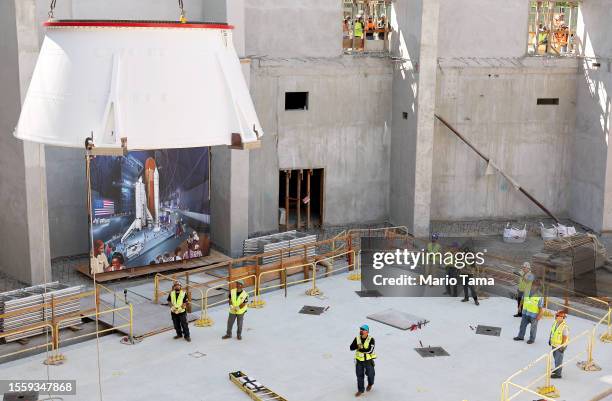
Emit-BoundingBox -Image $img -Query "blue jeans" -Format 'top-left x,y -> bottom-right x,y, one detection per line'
355,360 -> 375,393
517,315 -> 538,341
552,348 -> 565,376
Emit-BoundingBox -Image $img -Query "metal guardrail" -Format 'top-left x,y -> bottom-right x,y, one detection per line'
0,284 -> 135,364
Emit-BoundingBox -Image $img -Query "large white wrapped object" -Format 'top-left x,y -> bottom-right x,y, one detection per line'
14,20 -> 263,149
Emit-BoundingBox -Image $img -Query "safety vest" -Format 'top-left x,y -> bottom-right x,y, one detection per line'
354,21 -> 363,38
230,288 -> 248,315
550,321 -> 568,347
355,336 -> 377,361
523,295 -> 541,315
170,290 -> 186,314
518,272 -> 532,294
426,242 -> 441,254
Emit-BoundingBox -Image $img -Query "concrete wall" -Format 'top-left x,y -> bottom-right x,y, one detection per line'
244,0 -> 342,58
248,56 -> 393,232
437,0 -> 529,58
431,0 -> 578,223
570,0 -> 612,232
432,60 -> 577,220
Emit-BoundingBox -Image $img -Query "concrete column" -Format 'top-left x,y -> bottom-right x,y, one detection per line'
0,0 -> 51,285
389,0 -> 439,238
411,0 -> 439,237
210,0 -> 250,257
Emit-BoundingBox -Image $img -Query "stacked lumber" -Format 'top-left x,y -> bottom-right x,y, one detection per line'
531,234 -> 606,286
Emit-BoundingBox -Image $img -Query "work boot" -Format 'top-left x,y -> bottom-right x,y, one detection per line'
513,337 -> 524,341
173,335 -> 182,339
222,334 -> 231,340
185,337 -> 191,342
513,313 -> 522,317
237,335 -> 242,340
550,373 -> 562,379
461,298 -> 469,302
475,300 -> 480,306
354,392 -> 363,397
366,384 -> 373,392
526,340 -> 535,344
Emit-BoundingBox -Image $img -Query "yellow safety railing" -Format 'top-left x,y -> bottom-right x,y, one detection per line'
0,284 -> 135,364
254,263 -> 316,307
481,260 -> 611,338
154,272 -> 210,327
198,275 -> 257,327
0,322 -> 56,363
307,249 -> 358,295
501,328 -> 600,400
54,303 -> 134,355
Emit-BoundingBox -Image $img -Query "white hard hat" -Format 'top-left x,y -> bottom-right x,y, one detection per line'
522,262 -> 531,270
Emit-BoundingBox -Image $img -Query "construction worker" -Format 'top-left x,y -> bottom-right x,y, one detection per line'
549,310 -> 569,379
167,281 -> 191,342
222,280 -> 249,340
443,243 -> 460,297
514,280 -> 543,344
514,262 -> 534,317
425,233 -> 441,283
350,324 -> 376,397
353,16 -> 364,49
459,246 -> 479,305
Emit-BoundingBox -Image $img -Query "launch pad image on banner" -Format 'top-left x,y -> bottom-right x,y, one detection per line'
89,147 -> 210,274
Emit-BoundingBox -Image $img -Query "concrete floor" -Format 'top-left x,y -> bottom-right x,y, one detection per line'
1,272 -> 610,401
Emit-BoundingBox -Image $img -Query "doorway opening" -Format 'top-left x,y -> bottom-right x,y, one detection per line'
279,169 -> 324,230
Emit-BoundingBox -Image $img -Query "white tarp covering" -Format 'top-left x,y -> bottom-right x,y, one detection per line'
14,23 -> 263,149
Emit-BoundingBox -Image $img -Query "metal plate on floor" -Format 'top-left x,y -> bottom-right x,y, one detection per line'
355,290 -> 382,297
4,392 -> 39,401
367,309 -> 427,330
414,347 -> 449,358
299,305 -> 326,315
476,325 -> 502,337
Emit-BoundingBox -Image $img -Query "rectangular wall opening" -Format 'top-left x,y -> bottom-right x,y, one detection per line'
278,169 -> 324,230
285,92 -> 309,111
537,98 -> 560,105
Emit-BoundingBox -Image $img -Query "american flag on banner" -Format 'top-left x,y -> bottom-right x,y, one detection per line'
94,198 -> 115,217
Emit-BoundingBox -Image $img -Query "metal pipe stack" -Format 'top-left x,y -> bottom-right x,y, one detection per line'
0,282 -> 83,343
243,231 -> 317,265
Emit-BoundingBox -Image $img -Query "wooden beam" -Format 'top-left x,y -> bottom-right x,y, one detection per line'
296,169 -> 302,229
284,170 -> 290,230
306,169 -> 312,229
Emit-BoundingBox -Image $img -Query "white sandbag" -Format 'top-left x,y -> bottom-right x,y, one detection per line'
540,222 -> 558,240
556,223 -> 577,238
503,223 -> 527,243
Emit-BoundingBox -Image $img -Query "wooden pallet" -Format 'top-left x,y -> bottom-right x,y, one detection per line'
229,371 -> 288,401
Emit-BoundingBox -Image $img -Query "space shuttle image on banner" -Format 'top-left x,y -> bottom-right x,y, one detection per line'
89,147 -> 210,274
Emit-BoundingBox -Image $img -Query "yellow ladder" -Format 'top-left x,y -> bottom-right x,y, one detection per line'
229,371 -> 288,401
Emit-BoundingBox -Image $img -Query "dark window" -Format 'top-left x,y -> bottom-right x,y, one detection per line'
285,92 -> 309,110
402,112 -> 408,120
537,98 -> 559,105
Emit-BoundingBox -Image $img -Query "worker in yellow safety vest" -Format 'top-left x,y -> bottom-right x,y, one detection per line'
350,324 -> 376,397
549,310 -> 569,379
222,280 -> 249,340
514,280 -> 543,344
514,262 -> 534,317
424,233 -> 441,283
167,281 -> 191,342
